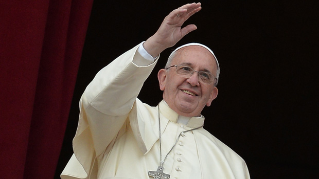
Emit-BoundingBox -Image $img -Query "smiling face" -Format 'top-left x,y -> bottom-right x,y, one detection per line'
158,46 -> 219,117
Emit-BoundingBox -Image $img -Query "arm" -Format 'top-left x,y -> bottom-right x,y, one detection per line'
83,44 -> 155,116
62,3 -> 202,178
82,2 -> 203,133
62,44 -> 155,179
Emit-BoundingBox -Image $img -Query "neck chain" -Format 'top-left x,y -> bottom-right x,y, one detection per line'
148,105 -> 203,179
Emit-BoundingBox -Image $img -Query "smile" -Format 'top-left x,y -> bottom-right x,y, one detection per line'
181,90 -> 197,96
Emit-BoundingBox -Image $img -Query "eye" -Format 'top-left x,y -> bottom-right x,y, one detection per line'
199,72 -> 211,80
179,66 -> 192,72
176,66 -> 193,75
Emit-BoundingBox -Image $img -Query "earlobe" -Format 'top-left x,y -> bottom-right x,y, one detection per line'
206,87 -> 218,107
157,69 -> 167,91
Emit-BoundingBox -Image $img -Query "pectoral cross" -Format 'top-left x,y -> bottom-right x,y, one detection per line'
148,166 -> 170,179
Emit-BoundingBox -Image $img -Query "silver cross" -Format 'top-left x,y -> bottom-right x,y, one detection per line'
148,166 -> 170,179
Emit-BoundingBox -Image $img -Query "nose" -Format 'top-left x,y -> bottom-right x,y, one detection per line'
186,72 -> 200,86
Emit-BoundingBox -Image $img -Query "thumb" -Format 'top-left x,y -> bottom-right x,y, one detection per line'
180,24 -> 198,38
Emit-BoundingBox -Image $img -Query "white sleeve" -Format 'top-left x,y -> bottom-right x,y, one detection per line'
133,41 -> 159,66
61,44 -> 158,179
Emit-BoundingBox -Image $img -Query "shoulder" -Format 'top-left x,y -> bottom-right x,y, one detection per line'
134,99 -> 157,113
131,98 -> 158,123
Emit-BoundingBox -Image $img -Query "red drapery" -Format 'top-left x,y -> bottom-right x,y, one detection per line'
0,0 -> 93,178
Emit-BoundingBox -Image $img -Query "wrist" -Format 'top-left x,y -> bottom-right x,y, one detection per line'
144,35 -> 167,57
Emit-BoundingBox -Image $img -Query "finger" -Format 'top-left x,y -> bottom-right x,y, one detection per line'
180,24 -> 198,38
171,8 -> 187,18
186,6 -> 202,16
185,2 -> 202,14
178,2 -> 201,12
170,8 -> 199,21
182,6 -> 201,22
174,4 -> 201,20
174,3 -> 201,17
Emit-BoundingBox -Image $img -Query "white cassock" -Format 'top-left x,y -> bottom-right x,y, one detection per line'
61,43 -> 250,179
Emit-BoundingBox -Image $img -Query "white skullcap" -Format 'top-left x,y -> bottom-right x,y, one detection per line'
168,43 -> 220,80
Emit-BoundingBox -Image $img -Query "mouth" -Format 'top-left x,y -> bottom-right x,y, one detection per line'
181,89 -> 198,96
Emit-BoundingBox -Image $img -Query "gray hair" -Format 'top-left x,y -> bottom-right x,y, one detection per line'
165,43 -> 220,85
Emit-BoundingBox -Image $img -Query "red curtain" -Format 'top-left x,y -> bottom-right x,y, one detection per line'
0,0 -> 93,178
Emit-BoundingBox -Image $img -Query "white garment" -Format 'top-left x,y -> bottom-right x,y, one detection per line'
61,43 -> 250,179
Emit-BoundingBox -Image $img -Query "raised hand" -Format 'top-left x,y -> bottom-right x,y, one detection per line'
144,3 -> 202,57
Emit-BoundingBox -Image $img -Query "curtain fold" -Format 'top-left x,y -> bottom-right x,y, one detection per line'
0,0 -> 94,178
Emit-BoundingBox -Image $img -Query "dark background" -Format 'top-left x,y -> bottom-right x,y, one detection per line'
56,0 -> 318,178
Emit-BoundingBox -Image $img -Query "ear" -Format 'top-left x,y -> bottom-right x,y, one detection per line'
157,69 -> 167,91
206,86 -> 218,107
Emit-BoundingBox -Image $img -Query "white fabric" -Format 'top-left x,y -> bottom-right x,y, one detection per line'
177,115 -> 190,125
61,43 -> 250,179
137,42 -> 157,61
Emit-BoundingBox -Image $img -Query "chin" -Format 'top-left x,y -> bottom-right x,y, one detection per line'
176,102 -> 198,115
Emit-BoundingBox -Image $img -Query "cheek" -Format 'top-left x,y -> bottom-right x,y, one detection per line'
167,82 -> 179,94
167,76 -> 181,90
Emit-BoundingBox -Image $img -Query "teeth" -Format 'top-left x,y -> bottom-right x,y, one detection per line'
182,90 -> 196,96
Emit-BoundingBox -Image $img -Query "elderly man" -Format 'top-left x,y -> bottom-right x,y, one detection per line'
61,3 -> 250,179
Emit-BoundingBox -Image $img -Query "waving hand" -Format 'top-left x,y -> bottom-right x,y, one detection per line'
144,3 -> 202,57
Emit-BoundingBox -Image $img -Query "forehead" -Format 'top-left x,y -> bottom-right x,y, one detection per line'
172,46 -> 218,73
